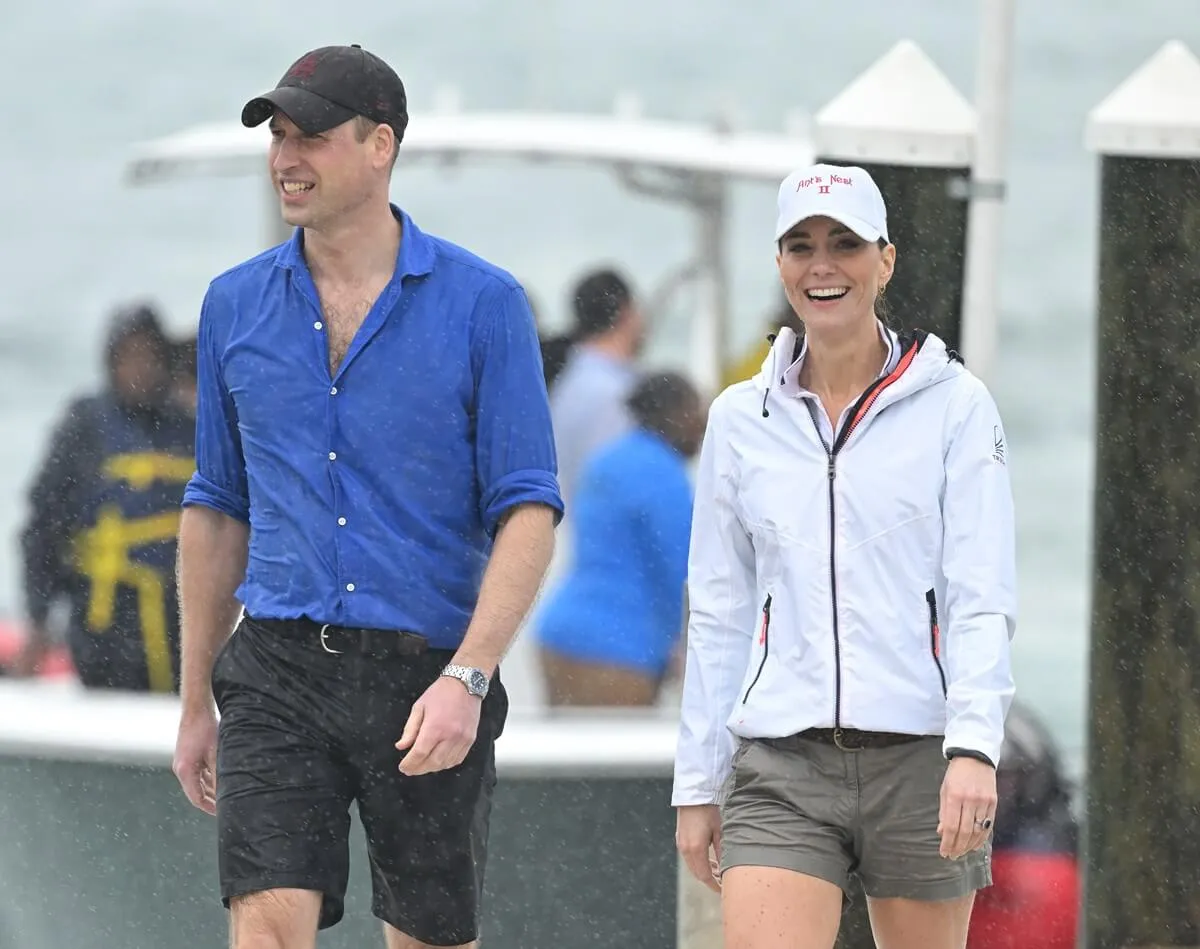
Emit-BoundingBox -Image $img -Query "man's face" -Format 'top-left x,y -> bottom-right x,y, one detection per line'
112,333 -> 170,408
267,112 -> 392,230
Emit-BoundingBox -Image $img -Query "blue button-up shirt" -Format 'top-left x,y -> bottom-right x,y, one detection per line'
182,207 -> 564,649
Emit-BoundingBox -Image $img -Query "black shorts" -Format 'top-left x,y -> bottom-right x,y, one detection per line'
212,615 -> 507,945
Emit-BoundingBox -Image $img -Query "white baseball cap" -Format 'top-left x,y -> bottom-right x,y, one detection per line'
774,163 -> 889,243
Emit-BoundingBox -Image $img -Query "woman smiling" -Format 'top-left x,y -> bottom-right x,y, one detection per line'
672,163 -> 1018,949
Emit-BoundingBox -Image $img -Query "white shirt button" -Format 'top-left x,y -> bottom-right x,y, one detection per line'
330,386 -> 338,395
328,451 -> 337,461
314,321 -> 323,330
337,517 -> 346,526
346,583 -> 355,592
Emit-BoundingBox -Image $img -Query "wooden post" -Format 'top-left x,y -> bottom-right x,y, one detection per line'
1082,40 -> 1200,949
816,40 -> 975,949
815,40 -> 975,359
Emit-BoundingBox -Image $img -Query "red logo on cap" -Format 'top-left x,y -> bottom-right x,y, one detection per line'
796,173 -> 854,192
288,52 -> 322,80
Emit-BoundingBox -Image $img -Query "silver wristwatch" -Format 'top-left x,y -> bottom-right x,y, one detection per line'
441,664 -> 490,699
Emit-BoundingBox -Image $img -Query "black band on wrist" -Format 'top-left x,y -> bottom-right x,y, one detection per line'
945,747 -> 996,769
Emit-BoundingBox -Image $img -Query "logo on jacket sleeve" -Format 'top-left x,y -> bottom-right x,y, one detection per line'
991,425 -> 1006,465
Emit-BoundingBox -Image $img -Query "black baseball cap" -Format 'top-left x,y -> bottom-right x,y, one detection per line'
241,44 -> 409,141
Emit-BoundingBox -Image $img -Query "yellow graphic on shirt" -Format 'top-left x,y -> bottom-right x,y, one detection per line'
74,505 -> 183,694
103,452 -> 196,490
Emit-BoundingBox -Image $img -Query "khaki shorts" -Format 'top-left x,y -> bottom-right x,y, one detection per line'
720,732 -> 991,901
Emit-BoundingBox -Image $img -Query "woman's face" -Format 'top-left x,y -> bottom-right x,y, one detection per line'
775,215 -> 895,336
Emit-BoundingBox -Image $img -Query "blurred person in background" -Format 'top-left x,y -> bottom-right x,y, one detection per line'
536,372 -> 704,706
170,333 -> 198,416
540,331 -> 575,394
12,302 -> 195,691
549,266 -> 644,506
525,284 -> 575,394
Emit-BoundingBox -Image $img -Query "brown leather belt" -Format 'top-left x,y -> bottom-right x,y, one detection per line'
793,727 -> 927,752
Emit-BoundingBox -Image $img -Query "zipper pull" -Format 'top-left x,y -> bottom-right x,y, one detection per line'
827,454 -> 836,481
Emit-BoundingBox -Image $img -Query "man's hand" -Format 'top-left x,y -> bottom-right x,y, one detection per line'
676,804 -> 723,893
173,708 -> 219,816
396,676 -> 482,776
937,756 -> 997,860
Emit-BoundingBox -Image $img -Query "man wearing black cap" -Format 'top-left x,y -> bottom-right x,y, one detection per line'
239,43 -> 410,241
172,45 -> 563,949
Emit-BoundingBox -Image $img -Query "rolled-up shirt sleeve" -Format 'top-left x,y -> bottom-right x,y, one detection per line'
182,285 -> 250,522
471,281 -> 565,535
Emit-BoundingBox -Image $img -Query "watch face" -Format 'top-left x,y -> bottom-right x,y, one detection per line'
468,670 -> 489,695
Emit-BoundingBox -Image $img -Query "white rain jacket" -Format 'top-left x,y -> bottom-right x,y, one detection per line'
671,324 -> 1017,806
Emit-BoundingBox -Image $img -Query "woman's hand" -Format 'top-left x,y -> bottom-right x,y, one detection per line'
676,804 -> 724,893
937,756 -> 997,859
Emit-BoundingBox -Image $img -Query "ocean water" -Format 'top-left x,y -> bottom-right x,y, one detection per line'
3,0 -> 1198,774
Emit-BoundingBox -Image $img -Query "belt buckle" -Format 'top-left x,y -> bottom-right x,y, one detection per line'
833,728 -> 864,752
318,623 -> 343,655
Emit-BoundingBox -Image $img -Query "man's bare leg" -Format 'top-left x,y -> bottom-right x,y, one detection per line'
229,888 -> 321,949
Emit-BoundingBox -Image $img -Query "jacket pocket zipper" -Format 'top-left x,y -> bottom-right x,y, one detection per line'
742,594 -> 773,704
927,589 -> 948,698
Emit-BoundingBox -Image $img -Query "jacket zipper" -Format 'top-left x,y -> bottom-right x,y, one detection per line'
742,595 -> 773,703
805,373 -> 895,730
926,589 -> 948,698
804,408 -> 844,728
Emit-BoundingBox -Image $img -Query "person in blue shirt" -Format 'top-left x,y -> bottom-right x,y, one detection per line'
536,372 -> 704,706
170,45 -> 563,949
